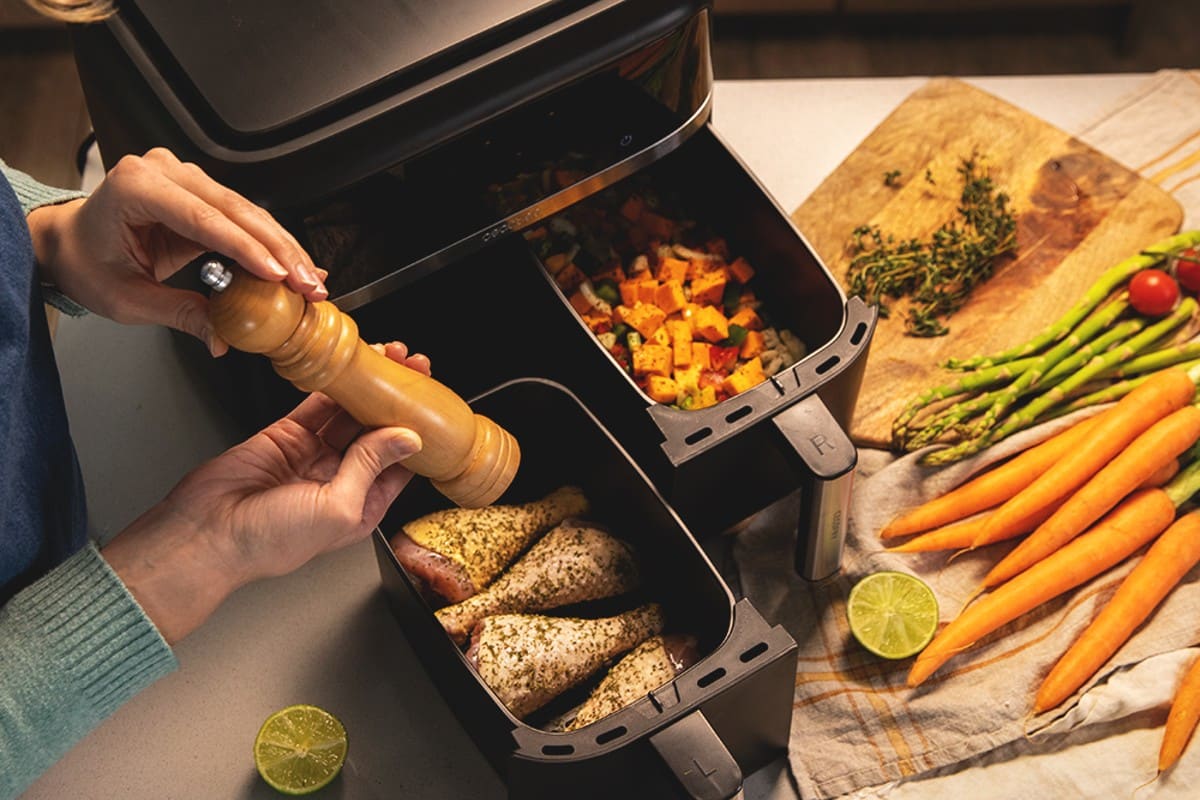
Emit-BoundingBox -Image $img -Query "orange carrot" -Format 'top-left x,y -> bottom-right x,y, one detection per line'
889,460 -> 1180,554
907,487 -> 1177,687
880,413 -> 1106,540
982,405 -> 1200,589
1035,511 -> 1200,712
888,503 -> 1056,553
970,369 -> 1196,551
1161,652 -> 1200,772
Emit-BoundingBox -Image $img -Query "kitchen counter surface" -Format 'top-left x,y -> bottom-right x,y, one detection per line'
29,73 -> 1151,800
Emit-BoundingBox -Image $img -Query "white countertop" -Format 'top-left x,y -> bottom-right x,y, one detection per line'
29,73 -> 1154,800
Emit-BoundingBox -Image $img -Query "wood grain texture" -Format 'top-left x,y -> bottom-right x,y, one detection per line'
792,78 -> 1183,449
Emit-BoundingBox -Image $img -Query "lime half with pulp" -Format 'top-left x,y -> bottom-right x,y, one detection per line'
254,704 -> 348,795
847,571 -> 939,660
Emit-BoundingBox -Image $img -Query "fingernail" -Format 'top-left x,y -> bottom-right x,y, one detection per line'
265,256 -> 289,278
394,429 -> 422,457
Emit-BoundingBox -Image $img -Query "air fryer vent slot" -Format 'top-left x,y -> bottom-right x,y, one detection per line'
542,744 -> 575,756
697,667 -> 726,688
684,427 -> 713,446
851,321 -> 870,346
724,405 -> 753,424
815,355 -> 840,374
596,726 -> 627,745
740,641 -> 769,662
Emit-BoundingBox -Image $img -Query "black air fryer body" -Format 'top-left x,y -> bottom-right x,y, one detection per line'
71,3 -> 875,797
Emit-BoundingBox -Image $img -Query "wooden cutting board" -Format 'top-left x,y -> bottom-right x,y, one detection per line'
792,78 -> 1184,450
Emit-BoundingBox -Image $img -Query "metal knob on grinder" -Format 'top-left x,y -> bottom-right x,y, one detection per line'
201,258 -> 519,508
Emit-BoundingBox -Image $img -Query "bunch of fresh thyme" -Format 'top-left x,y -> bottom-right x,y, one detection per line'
846,156 -> 1018,337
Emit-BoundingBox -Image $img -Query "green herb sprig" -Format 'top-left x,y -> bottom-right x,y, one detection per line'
847,156 -> 1018,337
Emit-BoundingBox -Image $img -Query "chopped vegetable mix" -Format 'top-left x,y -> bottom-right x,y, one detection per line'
526,184 -> 806,410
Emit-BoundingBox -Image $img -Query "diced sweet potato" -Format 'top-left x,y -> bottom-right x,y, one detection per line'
656,257 -> 689,284
651,325 -> 671,347
637,279 -> 661,305
722,357 -> 767,396
728,257 -> 755,284
556,263 -> 587,294
729,307 -> 764,331
691,342 -> 711,370
591,264 -> 626,285
646,375 -> 679,404
619,279 -> 642,307
582,312 -> 612,334
569,290 -> 594,316
693,306 -> 729,343
639,211 -> 675,240
692,385 -> 719,410
633,344 -> 672,378
655,280 -> 687,314
623,302 -> 667,340
667,320 -> 692,367
740,329 -> 766,359
543,252 -> 570,275
690,270 -> 728,306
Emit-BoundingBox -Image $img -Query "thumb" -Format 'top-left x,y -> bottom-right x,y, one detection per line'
329,427 -> 423,511
114,280 -> 228,356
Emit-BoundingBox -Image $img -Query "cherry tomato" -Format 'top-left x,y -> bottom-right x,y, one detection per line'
1128,268 -> 1180,317
1174,247 -> 1200,293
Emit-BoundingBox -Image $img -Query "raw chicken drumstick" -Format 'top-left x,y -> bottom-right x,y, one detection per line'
566,634 -> 699,730
436,522 -> 640,645
390,486 -> 588,603
467,604 -> 664,719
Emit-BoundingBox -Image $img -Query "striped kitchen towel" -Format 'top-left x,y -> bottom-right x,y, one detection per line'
1077,70 -> 1200,231
735,70 -> 1200,800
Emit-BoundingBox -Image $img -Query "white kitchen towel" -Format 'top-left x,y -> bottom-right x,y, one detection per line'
734,69 -> 1200,800
1077,70 -> 1200,231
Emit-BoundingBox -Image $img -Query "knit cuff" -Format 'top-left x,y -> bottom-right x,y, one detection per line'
0,163 -> 87,218
8,543 -> 177,720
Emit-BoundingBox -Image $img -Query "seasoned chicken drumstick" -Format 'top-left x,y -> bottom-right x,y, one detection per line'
390,486 -> 588,603
467,604 -> 664,719
566,634 -> 699,730
436,522 -> 640,645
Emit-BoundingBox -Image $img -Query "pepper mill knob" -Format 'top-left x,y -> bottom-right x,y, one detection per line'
202,259 -> 519,508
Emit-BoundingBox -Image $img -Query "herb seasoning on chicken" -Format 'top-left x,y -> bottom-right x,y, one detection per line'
390,486 -> 589,603
467,604 -> 664,719
436,522 -> 640,645
566,634 -> 699,730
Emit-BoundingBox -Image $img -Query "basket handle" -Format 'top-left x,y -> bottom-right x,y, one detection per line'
771,392 -> 856,581
649,709 -> 743,800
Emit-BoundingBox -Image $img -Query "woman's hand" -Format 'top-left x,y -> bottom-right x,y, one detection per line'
102,342 -> 430,644
26,147 -> 325,355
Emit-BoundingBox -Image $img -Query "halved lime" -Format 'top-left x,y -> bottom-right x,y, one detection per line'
254,704 -> 348,795
846,571 -> 939,660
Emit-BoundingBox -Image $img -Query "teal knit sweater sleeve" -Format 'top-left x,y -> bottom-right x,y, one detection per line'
0,543 -> 177,799
0,161 -> 89,317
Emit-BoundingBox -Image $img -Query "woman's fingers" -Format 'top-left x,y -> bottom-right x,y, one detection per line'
329,428 -> 422,515
109,151 -> 325,301
141,149 -> 325,298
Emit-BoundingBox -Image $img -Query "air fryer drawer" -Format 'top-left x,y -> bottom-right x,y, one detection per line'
349,125 -> 874,541
373,378 -> 797,799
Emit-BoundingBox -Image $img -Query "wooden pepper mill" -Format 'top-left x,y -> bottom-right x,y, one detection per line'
201,259 -> 519,508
